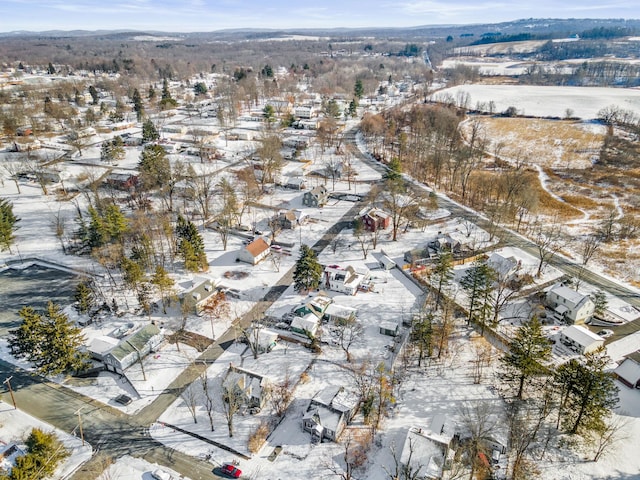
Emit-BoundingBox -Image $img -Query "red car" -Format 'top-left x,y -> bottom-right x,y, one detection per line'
221,463 -> 242,478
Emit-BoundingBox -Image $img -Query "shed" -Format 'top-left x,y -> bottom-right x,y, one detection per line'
380,321 -> 400,337
379,254 -> 396,271
559,325 -> 604,355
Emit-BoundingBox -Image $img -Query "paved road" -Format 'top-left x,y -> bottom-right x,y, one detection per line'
345,127 -> 640,343
1,197 -> 365,480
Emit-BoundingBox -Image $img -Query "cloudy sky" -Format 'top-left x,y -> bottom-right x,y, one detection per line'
0,0 -> 638,32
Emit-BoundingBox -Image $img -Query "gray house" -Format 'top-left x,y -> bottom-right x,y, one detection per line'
302,185 -> 328,207
303,386 -> 357,442
223,364 -> 270,409
102,324 -> 163,375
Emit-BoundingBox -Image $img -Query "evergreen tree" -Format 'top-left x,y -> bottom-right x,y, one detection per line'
141,118 -> 160,143
323,98 -> 341,119
88,85 -> 99,105
293,244 -> 323,293
148,85 -> 156,100
348,98 -> 358,117
139,144 -> 170,190
0,198 -> 20,253
263,104 -> 276,124
74,281 -> 94,315
176,215 -> 208,272
460,260 -> 496,326
591,290 -> 608,317
86,204 -> 128,248
160,78 -> 177,109
555,347 -> 618,434
411,312 -> 433,367
431,251 -> 454,308
47,62 -> 56,75
383,157 -> 402,181
354,78 -> 364,99
10,428 -> 69,479
501,316 -> 551,399
132,87 -> 144,121
8,303 -> 89,376
100,136 -> 125,163
193,82 -> 208,95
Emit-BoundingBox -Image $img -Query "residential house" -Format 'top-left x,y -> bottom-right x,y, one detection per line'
295,105 -> 315,119
302,386 -> 357,442
400,420 -> 456,480
101,324 -> 163,375
559,325 -> 604,355
105,172 -> 139,192
614,354 -> 640,388
546,283 -> 595,324
223,364 -> 270,409
293,291 -> 333,319
486,251 -> 520,280
283,177 -> 306,191
302,185 -> 328,207
428,233 -> 461,254
359,207 -> 391,232
378,254 -> 396,271
276,210 -> 298,229
238,237 -> 271,265
323,304 -> 357,323
180,277 -> 220,315
324,265 -> 369,295
291,313 -> 320,338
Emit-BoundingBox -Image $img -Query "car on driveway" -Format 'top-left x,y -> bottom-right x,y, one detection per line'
115,394 -> 132,406
220,463 -> 242,478
597,329 -> 614,338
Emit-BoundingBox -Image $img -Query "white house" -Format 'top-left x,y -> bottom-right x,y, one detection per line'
487,252 -> 520,280
559,325 -> 604,355
546,284 -> 595,324
238,237 -> 271,265
400,421 -> 456,480
323,304 -> 357,323
323,265 -> 369,295
180,277 -> 220,315
101,324 -> 164,375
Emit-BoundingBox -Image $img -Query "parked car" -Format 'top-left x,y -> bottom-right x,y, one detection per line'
597,329 -> 614,338
151,469 -> 173,480
115,394 -> 132,406
220,463 -> 242,478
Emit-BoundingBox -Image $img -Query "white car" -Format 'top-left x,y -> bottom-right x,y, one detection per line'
151,469 -> 173,480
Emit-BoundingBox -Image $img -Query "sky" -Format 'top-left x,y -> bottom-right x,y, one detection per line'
0,0 -> 639,32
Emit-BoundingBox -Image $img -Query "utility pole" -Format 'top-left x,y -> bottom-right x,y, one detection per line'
74,407 -> 84,446
3,376 -> 16,409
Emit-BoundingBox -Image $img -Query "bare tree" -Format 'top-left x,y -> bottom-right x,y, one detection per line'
269,369 -> 295,417
200,367 -> 216,431
181,382 -> 200,424
383,438 -> 426,480
221,379 -> 244,437
458,402 -> 498,480
531,218 -> 566,277
471,337 -> 493,384
353,218 -> 373,260
334,316 -> 363,363
324,429 -> 372,480
590,416 -> 630,462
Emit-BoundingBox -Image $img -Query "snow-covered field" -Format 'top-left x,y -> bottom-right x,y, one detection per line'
431,85 -> 640,119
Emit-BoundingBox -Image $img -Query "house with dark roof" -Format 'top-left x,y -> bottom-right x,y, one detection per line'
238,237 -> 271,265
302,185 -> 328,207
102,324 -> 163,375
302,386 -> 358,442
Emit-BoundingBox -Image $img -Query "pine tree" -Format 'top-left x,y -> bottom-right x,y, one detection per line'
74,281 -> 94,315
132,87 -> 144,121
151,265 -> 174,314
383,157 -> 402,182
293,244 -> 323,293
176,215 -> 208,271
88,85 -> 99,105
431,251 -> 453,308
460,260 -> 496,326
160,78 -> 177,109
139,144 -> 170,190
11,428 -> 69,479
0,197 -> 20,253
141,118 -> 159,143
354,78 -> 364,99
555,347 -> 618,434
501,316 -> 551,399
8,303 -> 89,376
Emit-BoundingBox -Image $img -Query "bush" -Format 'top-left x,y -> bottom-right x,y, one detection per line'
248,421 -> 270,453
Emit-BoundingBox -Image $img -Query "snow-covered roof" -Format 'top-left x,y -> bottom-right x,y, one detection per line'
561,325 -> 603,348
548,284 -> 591,308
291,314 -> 319,334
324,304 -> 357,318
400,426 -> 448,480
614,357 -> 640,385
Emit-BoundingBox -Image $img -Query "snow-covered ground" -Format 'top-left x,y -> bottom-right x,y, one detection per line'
430,85 -> 640,119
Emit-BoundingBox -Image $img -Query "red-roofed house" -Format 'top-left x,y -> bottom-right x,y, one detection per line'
238,237 -> 271,265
